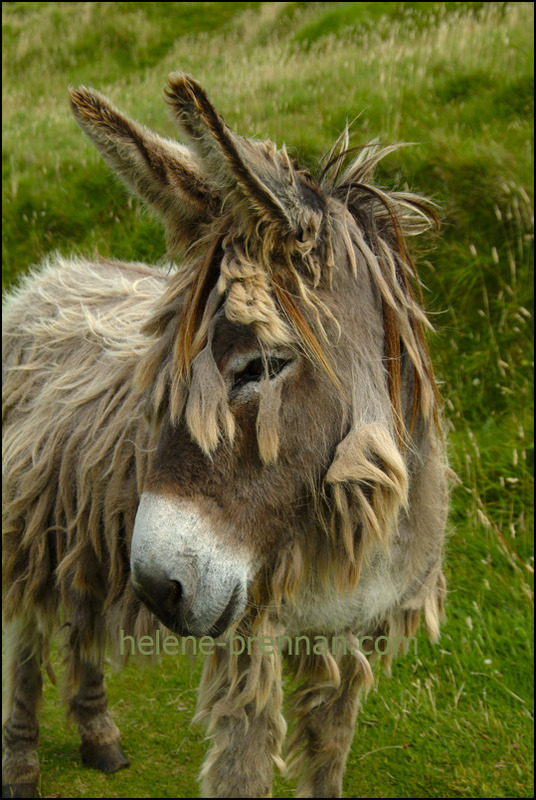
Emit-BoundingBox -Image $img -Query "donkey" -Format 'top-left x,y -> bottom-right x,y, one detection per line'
2,73 -> 448,798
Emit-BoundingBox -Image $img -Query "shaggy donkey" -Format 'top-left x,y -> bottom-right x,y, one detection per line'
2,73 -> 448,798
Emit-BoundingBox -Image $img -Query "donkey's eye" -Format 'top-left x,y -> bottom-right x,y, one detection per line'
232,356 -> 292,393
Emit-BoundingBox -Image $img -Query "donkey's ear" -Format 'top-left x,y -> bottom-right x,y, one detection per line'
164,73 -> 325,239
69,87 -> 217,252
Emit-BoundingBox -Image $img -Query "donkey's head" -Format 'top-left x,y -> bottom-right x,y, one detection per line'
70,74 -> 439,638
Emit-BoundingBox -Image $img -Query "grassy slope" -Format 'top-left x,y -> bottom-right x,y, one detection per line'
2,2 -> 533,797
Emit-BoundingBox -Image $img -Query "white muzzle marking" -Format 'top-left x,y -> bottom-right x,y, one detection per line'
131,492 -> 251,637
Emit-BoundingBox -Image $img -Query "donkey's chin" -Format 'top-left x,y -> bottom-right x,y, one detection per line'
206,584 -> 246,638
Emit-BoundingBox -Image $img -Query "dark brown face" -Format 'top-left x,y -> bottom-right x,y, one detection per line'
130,312 -> 345,638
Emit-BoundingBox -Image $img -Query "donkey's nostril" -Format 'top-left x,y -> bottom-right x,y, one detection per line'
168,579 -> 182,609
131,571 -> 187,624
158,578 -> 184,620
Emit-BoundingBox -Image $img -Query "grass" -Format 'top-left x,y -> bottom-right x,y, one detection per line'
2,2 -> 534,797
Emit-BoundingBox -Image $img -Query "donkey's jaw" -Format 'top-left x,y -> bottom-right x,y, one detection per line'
130,492 -> 251,637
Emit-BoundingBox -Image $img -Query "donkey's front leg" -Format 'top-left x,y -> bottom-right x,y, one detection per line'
67,657 -> 129,774
196,634 -> 286,798
2,620 -> 44,799
287,641 -> 372,798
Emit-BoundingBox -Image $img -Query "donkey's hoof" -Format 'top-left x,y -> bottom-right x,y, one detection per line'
2,784 -> 37,799
80,741 -> 130,773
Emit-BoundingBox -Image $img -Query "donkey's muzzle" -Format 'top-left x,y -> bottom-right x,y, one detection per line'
130,493 -> 250,638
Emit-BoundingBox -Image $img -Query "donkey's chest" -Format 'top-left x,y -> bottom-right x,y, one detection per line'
278,555 -> 410,637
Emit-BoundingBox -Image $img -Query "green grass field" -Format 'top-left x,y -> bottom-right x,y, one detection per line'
2,2 -> 533,797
